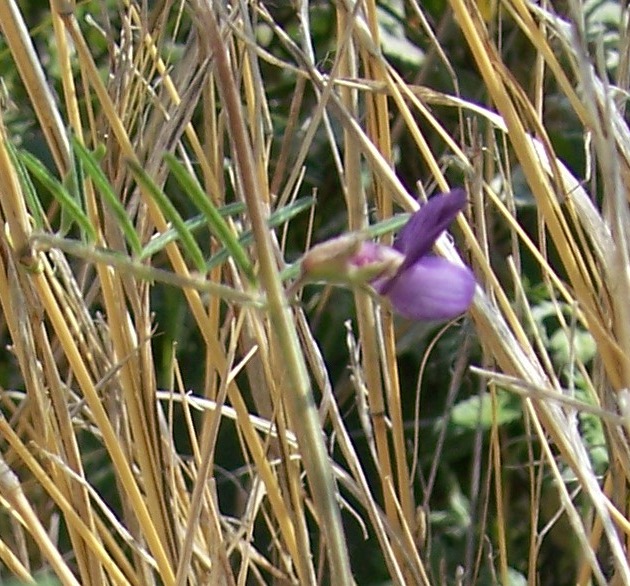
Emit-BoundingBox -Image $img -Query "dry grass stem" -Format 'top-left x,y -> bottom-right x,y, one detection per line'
0,1 -> 629,584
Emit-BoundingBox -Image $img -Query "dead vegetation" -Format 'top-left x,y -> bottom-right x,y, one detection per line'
0,1 -> 628,584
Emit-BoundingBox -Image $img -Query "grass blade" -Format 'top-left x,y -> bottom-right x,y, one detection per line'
164,153 -> 256,283
205,195 -> 316,272
72,137 -> 142,256
19,149 -> 96,242
140,201 -> 244,260
6,140 -> 46,230
127,158 -> 206,273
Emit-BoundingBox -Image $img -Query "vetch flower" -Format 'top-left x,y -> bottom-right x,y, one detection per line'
369,188 -> 475,320
299,189 -> 475,320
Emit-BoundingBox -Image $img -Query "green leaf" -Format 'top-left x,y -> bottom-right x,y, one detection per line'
61,136 -> 86,237
140,201 -> 245,259
163,153 -> 256,283
450,392 -> 520,431
127,158 -> 207,273
364,212 -> 410,239
19,149 -> 96,242
206,195 -> 315,272
6,140 -> 46,229
549,328 -> 596,365
72,137 -> 142,256
3,576 -> 60,586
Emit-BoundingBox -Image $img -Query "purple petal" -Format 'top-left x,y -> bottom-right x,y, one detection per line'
394,189 -> 468,270
374,256 -> 475,320
346,241 -> 403,283
349,242 -> 402,269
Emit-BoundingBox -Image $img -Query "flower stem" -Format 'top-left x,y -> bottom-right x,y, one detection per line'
200,6 -> 352,584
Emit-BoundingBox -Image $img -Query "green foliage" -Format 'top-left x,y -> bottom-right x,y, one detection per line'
163,153 -> 256,282
19,149 -> 96,241
139,200 -> 245,259
205,195 -> 315,273
127,158 -> 207,272
0,1 -> 625,584
449,391 -> 522,431
3,577 -> 60,586
72,137 -> 142,255
6,138 -> 46,229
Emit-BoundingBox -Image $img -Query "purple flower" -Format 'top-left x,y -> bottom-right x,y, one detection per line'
299,189 -> 475,320
352,189 -> 475,320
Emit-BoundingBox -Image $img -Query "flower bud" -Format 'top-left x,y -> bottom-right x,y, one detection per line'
301,235 -> 403,286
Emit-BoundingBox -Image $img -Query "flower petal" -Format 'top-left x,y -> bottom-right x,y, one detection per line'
346,242 -> 403,283
394,189 -> 468,269
375,256 -> 475,320
349,242 -> 402,269
302,238 -> 403,285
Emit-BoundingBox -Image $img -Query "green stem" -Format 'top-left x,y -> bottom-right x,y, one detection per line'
200,6 -> 352,584
30,233 -> 258,306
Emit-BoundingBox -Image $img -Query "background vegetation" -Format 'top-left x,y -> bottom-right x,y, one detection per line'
0,0 -> 627,584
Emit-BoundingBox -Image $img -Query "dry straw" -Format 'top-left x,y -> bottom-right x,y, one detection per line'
0,0 -> 627,584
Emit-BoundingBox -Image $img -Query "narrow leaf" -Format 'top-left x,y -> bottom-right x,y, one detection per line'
141,202 -> 244,260
6,141 -> 46,230
206,196 -> 315,272
72,137 -> 142,256
61,137 -> 86,237
19,150 -> 96,241
365,212 -> 410,239
127,159 -> 206,272
164,153 -> 256,283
